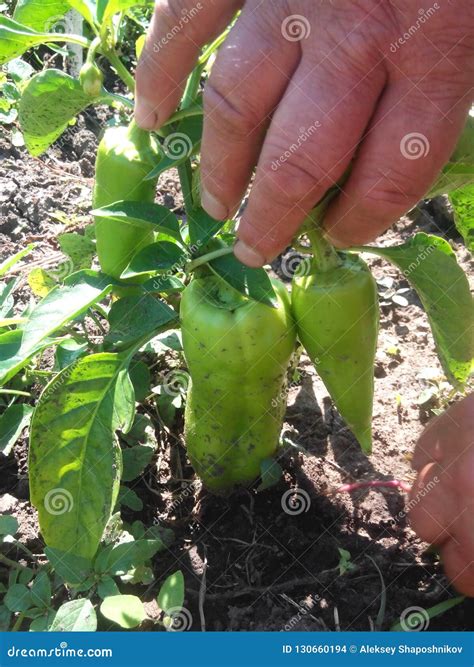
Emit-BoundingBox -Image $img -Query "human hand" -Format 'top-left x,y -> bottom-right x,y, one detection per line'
409,394 -> 474,596
135,0 -> 474,266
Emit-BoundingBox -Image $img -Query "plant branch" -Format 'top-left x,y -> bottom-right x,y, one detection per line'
103,49 -> 135,94
187,246 -> 234,272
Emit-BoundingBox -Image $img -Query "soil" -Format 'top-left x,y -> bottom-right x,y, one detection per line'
0,115 -> 473,632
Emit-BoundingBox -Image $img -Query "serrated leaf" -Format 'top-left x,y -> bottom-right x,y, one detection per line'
29,353 -> 134,560
100,595 -> 147,629
449,184 -> 474,252
0,272 -> 111,385
105,294 -> 177,350
49,599 -> 97,632
157,571 -> 184,615
361,233 -> 473,388
92,201 -> 182,243
0,404 -> 33,456
209,253 -> 277,307
121,242 -> 186,279
19,69 -> 92,156
13,0 -> 70,32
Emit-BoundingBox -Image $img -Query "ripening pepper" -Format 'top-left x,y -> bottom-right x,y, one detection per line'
181,275 -> 296,492
292,253 -> 379,454
79,62 -> 104,98
93,120 -> 159,280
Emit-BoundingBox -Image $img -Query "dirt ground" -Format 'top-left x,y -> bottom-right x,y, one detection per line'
0,113 -> 473,632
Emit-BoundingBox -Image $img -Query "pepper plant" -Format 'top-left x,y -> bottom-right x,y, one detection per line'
0,0 -> 473,618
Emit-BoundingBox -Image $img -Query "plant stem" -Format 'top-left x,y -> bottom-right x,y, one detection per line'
306,225 -> 341,272
86,36 -> 102,64
11,613 -> 25,632
103,49 -> 135,94
178,160 -> 195,214
0,554 -> 29,570
163,103 -> 203,126
0,389 -> 32,397
187,246 -> 234,272
43,35 -> 90,49
99,92 -> 134,109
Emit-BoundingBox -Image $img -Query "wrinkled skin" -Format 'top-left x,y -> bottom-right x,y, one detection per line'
136,0 -> 474,263
409,394 -> 474,597
181,277 -> 296,492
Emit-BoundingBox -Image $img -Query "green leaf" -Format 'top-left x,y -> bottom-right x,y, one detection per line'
427,116 -> 474,197
0,279 -> 17,320
97,576 -> 120,600
30,571 -> 51,609
121,242 -> 186,279
449,184 -> 474,252
0,16 -> 52,65
100,595 -> 147,629
67,0 -> 97,25
49,599 -> 97,632
0,244 -> 34,278
128,359 -> 150,403
209,253 -> 277,307
256,458 -> 283,492
29,609 -> 57,631
117,486 -> 143,511
105,294 -> 177,350
0,605 -> 11,631
103,0 -> 146,22
0,404 -> 33,456
157,571 -> 184,615
187,207 -> 225,249
98,539 -> 165,576
54,338 -> 88,370
7,58 -> 35,82
0,515 -> 19,536
391,596 -> 465,631
4,584 -> 32,612
58,233 -> 95,272
361,233 -> 473,388
27,267 -> 56,297
29,353 -> 134,560
122,445 -> 155,482
0,272 -> 111,385
92,201 -> 182,243
44,547 -> 93,586
142,275 -> 184,294
19,69 -> 93,156
13,0 -> 70,32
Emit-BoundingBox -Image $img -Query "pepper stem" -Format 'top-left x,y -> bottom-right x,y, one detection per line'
306,224 -> 341,273
187,246 -> 234,273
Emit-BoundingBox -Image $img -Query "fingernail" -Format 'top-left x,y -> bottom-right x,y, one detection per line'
234,240 -> 266,268
201,188 -> 228,220
134,99 -> 159,130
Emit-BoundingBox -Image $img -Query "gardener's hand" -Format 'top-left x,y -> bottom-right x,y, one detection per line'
135,0 -> 474,266
409,394 -> 474,596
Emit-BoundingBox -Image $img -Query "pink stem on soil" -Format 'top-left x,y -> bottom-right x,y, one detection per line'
328,479 -> 412,495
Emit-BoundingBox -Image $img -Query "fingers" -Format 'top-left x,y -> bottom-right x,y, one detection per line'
199,6 -> 300,221
408,462 -> 453,545
234,58 -> 385,266
323,81 -> 472,247
135,0 -> 241,129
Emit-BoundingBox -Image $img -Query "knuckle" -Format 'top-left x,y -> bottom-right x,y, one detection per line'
204,81 -> 263,141
263,152 -> 329,207
158,0 -> 203,43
